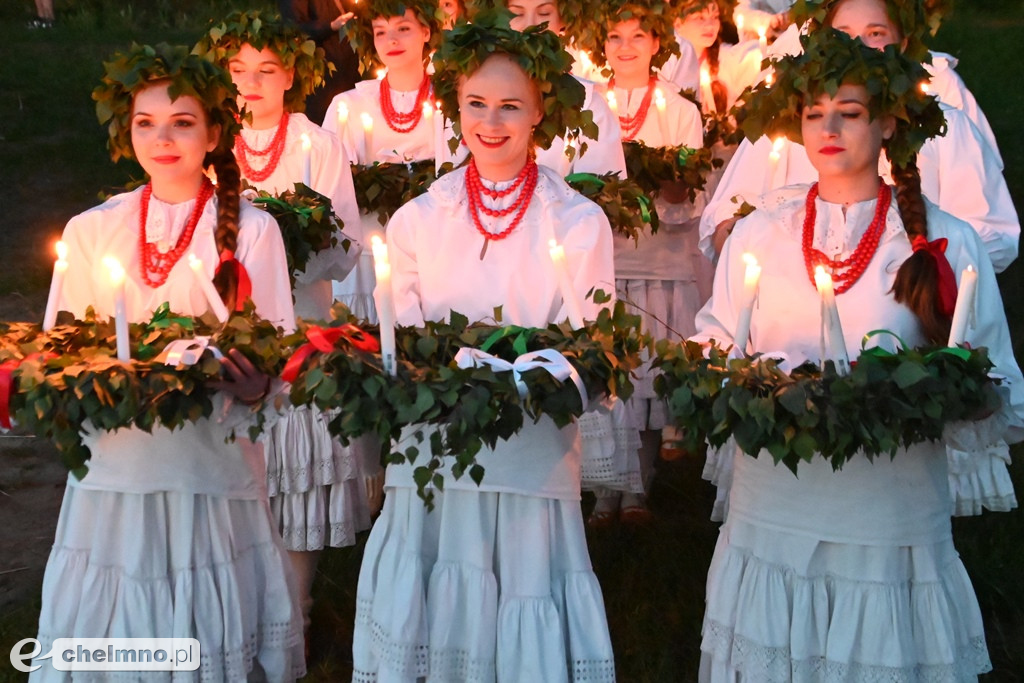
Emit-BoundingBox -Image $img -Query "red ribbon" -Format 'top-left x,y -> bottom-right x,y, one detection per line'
281,324 -> 382,383
0,352 -> 58,429
910,235 -> 958,317
216,250 -> 253,312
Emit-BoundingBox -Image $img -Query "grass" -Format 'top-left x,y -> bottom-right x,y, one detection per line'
0,1 -> 1022,681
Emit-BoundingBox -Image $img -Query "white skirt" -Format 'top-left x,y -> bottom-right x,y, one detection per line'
352,486 -> 616,683
263,406 -> 372,551
31,485 -> 305,682
578,399 -> 643,495
332,252 -> 378,324
699,516 -> 991,682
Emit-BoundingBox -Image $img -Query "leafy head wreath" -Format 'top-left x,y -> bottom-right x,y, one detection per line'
343,0 -> 445,76
579,0 -> 680,72
788,0 -> 948,62
738,28 -> 945,169
432,8 -> 594,152
463,0 -> 597,53
675,0 -> 738,20
193,10 -> 328,114
94,42 -> 241,163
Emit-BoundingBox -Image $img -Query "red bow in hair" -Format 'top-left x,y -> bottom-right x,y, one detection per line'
216,250 -> 252,312
0,352 -> 58,429
910,235 -> 958,317
282,324 -> 382,383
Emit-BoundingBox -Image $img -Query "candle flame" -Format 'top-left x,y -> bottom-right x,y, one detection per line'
742,253 -> 758,267
422,100 -> 433,116
103,255 -> 125,283
700,67 -> 711,87
300,132 -> 311,151
736,14 -> 744,32
548,238 -> 559,249
361,112 -> 374,131
55,240 -> 68,261
757,25 -> 767,40
606,91 -> 617,109
772,136 -> 786,152
967,264 -> 975,273
338,102 -> 349,120
765,71 -> 774,87
375,68 -> 387,80
919,81 -> 929,94
435,100 -> 442,111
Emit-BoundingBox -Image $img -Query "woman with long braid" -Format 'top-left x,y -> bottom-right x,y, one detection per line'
30,44 -> 304,681
693,29 -> 1023,680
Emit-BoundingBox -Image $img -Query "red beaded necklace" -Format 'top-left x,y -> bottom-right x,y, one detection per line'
802,181 -> 892,294
466,157 -> 539,259
138,177 -> 215,288
235,112 -> 290,182
608,77 -> 656,142
379,74 -> 432,134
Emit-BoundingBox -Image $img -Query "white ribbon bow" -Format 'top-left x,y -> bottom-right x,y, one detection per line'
454,347 -> 589,407
159,337 -> 223,367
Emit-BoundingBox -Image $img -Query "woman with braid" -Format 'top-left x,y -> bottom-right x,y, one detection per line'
692,29 -> 1022,681
30,44 -> 304,681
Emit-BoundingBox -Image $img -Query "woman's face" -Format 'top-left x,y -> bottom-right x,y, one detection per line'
605,19 -> 660,81
458,55 -> 544,180
372,10 -> 431,72
676,5 -> 720,53
439,0 -> 461,29
828,0 -> 903,50
801,83 -> 894,182
507,0 -> 564,34
228,43 -> 294,125
131,82 -> 219,191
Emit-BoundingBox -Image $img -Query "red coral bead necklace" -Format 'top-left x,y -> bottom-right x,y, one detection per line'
608,76 -> 656,142
138,177 -> 215,287
235,111 -> 290,182
466,155 -> 539,259
380,74 -> 432,134
802,181 -> 891,294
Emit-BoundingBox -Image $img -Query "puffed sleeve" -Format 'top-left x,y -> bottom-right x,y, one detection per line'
918,106 -> 1019,273
698,137 -> 773,260
384,199 -> 426,328
59,210 -> 106,319
570,79 -> 628,177
657,38 -> 700,93
559,197 -> 616,322
237,201 -> 297,332
926,52 -> 1002,169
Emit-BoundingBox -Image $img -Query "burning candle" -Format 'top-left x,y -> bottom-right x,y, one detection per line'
337,101 -> 349,128
360,112 -> 374,162
699,67 -> 716,114
757,25 -> 768,55
765,136 -> 786,193
736,13 -> 745,37
814,266 -> 850,375
188,253 -> 230,323
300,132 -> 312,186
375,68 -> 387,80
104,256 -> 130,362
732,253 -> 761,355
654,87 -> 669,142
947,264 -> 978,346
42,241 -> 68,331
548,239 -> 585,329
606,90 -> 618,116
370,235 -> 396,375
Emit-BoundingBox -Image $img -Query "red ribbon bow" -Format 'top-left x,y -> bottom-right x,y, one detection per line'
216,250 -> 253,312
910,235 -> 958,317
0,352 -> 59,429
282,324 -> 382,383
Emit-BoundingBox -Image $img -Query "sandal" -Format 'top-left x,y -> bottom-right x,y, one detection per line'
586,507 -> 618,528
620,504 -> 654,526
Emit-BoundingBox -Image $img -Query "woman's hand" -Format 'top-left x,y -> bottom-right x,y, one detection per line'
330,9 -> 355,31
659,179 -> 691,205
712,217 -> 739,255
209,348 -> 272,406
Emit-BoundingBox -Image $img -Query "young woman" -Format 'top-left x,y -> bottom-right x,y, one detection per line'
322,0 -> 442,323
195,10 -> 368,652
583,1 -> 707,524
694,30 -> 1022,681
701,0 -> 1017,275
30,44 -> 304,681
352,16 -> 616,681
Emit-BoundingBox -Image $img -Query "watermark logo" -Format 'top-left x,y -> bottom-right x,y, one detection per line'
10,638 -> 201,673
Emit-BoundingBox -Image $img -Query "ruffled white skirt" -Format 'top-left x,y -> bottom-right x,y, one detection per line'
579,399 -> 643,495
699,517 -> 991,682
31,485 -> 305,682
352,486 -> 616,683
263,406 -> 372,551
333,252 -> 378,324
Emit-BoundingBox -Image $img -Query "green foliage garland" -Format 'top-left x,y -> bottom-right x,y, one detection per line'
350,160 -> 453,226
565,172 -> 659,243
249,183 -> 351,285
1,304 -> 289,477
94,43 -> 241,163
737,29 -> 946,169
654,338 -> 1000,474
432,9 -> 594,154
621,141 -> 721,204
193,9 -> 330,113
287,295 -> 647,505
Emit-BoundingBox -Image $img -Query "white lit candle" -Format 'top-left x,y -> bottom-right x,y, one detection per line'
606,90 -> 618,116
188,253 -> 230,323
765,136 -> 786,193
370,235 -> 396,376
360,112 -> 374,162
733,253 -> 761,355
758,25 -> 768,55
337,101 -> 349,128
375,68 -> 387,80
104,256 -> 130,362
814,266 -> 850,375
699,67 -> 716,114
653,87 -> 669,142
42,240 -> 68,331
735,13 -> 745,38
947,264 -> 978,346
300,132 -> 312,186
548,239 -> 585,329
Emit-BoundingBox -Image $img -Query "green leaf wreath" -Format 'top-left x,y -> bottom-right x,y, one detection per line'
286,293 -> 647,506
565,172 -> 658,243
350,160 -> 453,225
621,141 -> 721,205
249,183 -> 351,284
653,338 -> 1001,475
1,303 -> 289,477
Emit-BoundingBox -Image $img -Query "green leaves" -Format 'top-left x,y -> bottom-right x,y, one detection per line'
621,141 -> 722,206
654,339 -> 1000,474
565,171 -> 658,243
351,161 -> 451,226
